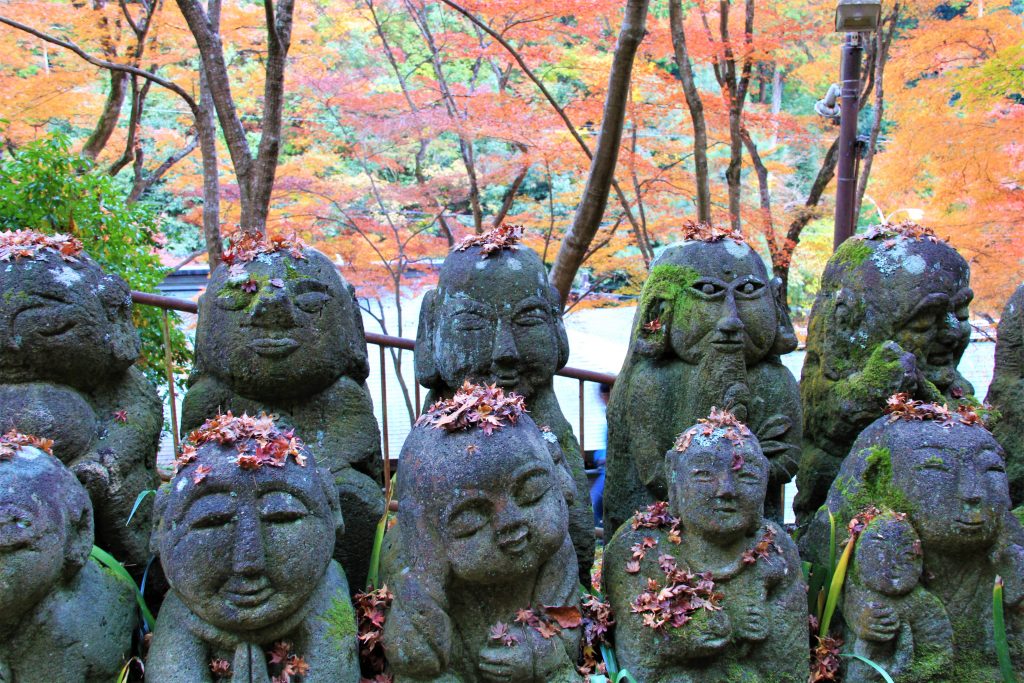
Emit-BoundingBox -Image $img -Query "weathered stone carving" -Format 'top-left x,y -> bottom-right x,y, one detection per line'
147,412 -> 360,682
987,282 -> 1024,505
415,225 -> 594,580
604,225 -> 800,531
603,410 -> 808,683
796,223 -> 975,520
0,230 -> 162,567
0,431 -> 137,683
182,231 -> 383,589
383,384 -> 583,682
804,397 -> 1024,681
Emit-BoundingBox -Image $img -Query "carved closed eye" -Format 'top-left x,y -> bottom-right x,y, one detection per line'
514,469 -> 552,506
216,290 -> 251,311
451,312 -> 489,331
514,309 -> 548,327
447,501 -> 490,538
690,469 -> 714,482
189,510 -> 235,530
294,291 -> 330,313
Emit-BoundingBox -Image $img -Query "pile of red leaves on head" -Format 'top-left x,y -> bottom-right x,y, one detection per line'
0,429 -> 55,461
847,505 -> 883,540
860,221 -> 945,244
513,604 -> 582,640
354,586 -> 393,683
177,411 -> 306,477
454,223 -> 523,257
632,501 -> 682,544
417,381 -> 527,435
741,527 -> 781,566
578,594 -> 614,676
674,407 -> 750,453
0,229 -> 83,262
809,634 -> 843,682
884,393 -> 986,428
680,221 -> 746,245
631,554 -> 722,631
221,229 -> 307,271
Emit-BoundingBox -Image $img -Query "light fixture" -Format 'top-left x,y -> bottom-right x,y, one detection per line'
834,0 -> 882,32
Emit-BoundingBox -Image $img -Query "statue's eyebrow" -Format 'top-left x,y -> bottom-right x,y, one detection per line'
442,298 -> 491,314
290,278 -> 330,293
255,479 -> 320,508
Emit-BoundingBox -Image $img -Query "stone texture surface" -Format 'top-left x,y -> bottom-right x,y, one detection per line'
796,231 -> 975,521
0,248 -> 162,568
148,437 -> 360,682
0,444 -> 137,682
803,416 -> 1024,681
603,419 -> 807,683
604,238 -> 801,532
382,416 -> 582,682
987,282 -> 1024,505
182,247 -> 383,589
415,242 -> 594,582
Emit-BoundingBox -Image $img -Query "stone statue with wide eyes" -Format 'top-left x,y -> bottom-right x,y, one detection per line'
795,223 -> 976,521
0,230 -> 162,569
0,431 -> 138,683
382,384 -> 582,682
802,400 -> 1024,680
415,226 -> 594,581
147,412 -> 360,682
604,226 -> 800,532
603,410 -> 807,683
987,283 -> 1024,505
182,232 -> 383,589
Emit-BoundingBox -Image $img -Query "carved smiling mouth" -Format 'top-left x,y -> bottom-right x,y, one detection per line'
250,337 -> 300,358
223,578 -> 274,608
491,372 -> 520,388
497,526 -> 530,555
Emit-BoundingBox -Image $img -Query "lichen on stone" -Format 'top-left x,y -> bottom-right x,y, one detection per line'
673,407 -> 751,453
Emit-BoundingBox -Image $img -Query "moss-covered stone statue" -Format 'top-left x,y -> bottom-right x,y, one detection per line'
0,230 -> 162,569
604,224 -> 800,531
148,412 -> 360,682
383,383 -> 583,682
987,282 -> 1024,505
795,223 -> 975,521
0,430 -> 137,682
414,224 -> 594,581
182,231 -> 383,590
803,396 -> 1024,681
603,409 -> 808,683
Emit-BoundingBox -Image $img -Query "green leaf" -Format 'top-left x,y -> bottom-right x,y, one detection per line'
994,576 -> 1018,683
125,489 -> 155,527
90,545 -> 156,631
820,536 -> 855,638
615,670 -> 640,683
366,473 -> 397,590
841,653 -> 895,683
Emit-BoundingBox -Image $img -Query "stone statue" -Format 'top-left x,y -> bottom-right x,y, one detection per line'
604,224 -> 800,531
182,231 -> 383,590
803,396 -> 1024,681
603,409 -> 808,683
383,383 -> 583,682
148,412 -> 360,682
987,283 -> 1024,505
0,230 -> 162,569
796,223 -> 975,520
0,430 -> 137,683
415,225 -> 594,581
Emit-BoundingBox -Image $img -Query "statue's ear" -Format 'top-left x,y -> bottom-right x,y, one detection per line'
634,290 -> 673,358
770,277 -> 799,355
320,466 -> 345,544
63,485 -> 94,580
149,485 -> 170,558
547,285 -> 570,369
344,283 -> 371,383
665,452 -> 680,516
415,290 -> 442,389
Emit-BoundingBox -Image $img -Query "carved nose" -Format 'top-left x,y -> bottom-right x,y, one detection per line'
716,473 -> 737,499
232,512 -> 267,576
717,295 -> 743,335
250,288 -> 297,328
491,319 -> 519,364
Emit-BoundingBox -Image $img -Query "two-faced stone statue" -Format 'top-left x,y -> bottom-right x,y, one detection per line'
415,225 -> 594,581
0,230 -> 162,569
383,383 -> 583,682
603,410 -> 808,682
182,231 -> 383,589
0,430 -> 137,683
796,223 -> 975,520
803,398 -> 1024,681
987,282 -> 1024,505
147,412 -> 360,682
604,225 -> 801,531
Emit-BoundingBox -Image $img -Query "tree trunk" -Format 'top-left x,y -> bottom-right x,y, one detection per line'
549,0 -> 650,305
668,0 -> 711,223
198,11 -> 222,266
81,70 -> 127,160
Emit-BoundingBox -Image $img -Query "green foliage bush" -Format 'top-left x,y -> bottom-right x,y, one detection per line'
0,133 -> 189,390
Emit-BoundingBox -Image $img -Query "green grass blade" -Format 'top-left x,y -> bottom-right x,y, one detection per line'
841,653 -> 895,683
366,473 -> 397,590
600,642 -> 619,677
828,509 -> 837,584
125,489 -> 155,527
615,670 -> 640,683
820,537 -> 855,638
90,545 -> 155,631
994,576 -> 1018,683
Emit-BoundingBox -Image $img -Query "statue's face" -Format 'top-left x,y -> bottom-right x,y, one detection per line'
890,422 -> 1008,550
432,428 -> 567,584
432,251 -> 562,398
160,453 -> 335,632
855,518 -> 921,597
0,255 -> 137,388
198,252 -> 357,399
670,436 -> 767,540
666,242 -> 777,365
0,453 -> 71,628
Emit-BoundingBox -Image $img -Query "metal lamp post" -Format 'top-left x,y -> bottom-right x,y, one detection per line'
832,0 -> 882,250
